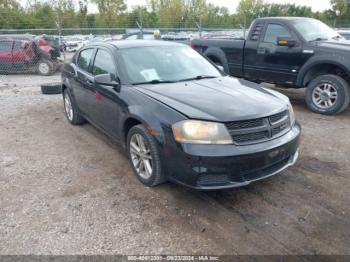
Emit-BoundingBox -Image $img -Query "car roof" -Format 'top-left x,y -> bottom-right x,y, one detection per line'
256,17 -> 315,21
87,40 -> 186,49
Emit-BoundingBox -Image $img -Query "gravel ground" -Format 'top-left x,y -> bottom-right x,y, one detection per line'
0,73 -> 350,255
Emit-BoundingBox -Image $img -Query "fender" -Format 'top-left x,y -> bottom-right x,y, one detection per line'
122,105 -> 176,147
204,47 -> 230,74
296,54 -> 350,87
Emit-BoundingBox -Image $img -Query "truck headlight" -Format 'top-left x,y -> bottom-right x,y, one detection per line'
288,104 -> 295,126
172,120 -> 233,144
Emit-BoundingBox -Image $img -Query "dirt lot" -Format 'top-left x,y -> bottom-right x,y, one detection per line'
0,73 -> 350,255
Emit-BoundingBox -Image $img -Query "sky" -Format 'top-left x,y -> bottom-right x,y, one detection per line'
124,0 -> 332,13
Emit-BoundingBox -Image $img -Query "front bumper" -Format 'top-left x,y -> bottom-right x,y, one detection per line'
164,123 -> 301,190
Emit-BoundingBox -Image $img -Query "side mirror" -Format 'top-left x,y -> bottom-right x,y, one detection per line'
94,73 -> 121,91
277,37 -> 297,47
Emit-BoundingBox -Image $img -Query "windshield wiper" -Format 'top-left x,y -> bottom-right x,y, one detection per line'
131,79 -> 176,85
309,37 -> 328,42
177,75 -> 218,82
332,35 -> 342,40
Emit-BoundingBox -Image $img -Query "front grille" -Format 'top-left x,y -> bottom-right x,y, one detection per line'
233,131 -> 269,143
269,110 -> 288,123
226,118 -> 264,130
225,110 -> 290,145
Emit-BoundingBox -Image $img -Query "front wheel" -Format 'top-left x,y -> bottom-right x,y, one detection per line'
305,74 -> 350,115
127,125 -> 165,187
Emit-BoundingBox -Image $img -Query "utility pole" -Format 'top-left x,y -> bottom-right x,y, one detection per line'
196,17 -> 202,38
136,8 -> 144,39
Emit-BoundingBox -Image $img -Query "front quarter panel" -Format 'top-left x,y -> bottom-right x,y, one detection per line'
119,86 -> 187,146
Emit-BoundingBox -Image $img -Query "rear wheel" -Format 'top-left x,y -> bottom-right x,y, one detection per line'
63,89 -> 85,125
127,125 -> 165,187
305,74 -> 350,115
37,60 -> 54,76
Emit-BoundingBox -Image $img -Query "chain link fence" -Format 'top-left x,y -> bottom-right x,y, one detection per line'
1,6 -> 349,91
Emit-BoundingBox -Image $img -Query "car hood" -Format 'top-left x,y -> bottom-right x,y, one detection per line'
134,77 -> 288,122
316,39 -> 350,52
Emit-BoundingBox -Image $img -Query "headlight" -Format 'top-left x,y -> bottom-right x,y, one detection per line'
288,103 -> 295,126
172,120 -> 233,144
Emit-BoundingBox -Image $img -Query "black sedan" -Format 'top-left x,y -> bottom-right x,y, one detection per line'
61,40 -> 301,190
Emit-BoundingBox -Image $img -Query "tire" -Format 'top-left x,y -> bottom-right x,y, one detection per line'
305,74 -> 350,115
37,60 -> 54,76
63,88 -> 85,125
127,125 -> 165,187
41,83 -> 62,95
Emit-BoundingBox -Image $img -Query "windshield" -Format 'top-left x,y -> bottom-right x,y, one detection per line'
292,19 -> 340,42
119,46 -> 222,84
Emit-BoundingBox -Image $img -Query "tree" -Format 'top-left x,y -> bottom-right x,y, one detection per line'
330,0 -> 350,26
236,0 -> 268,27
92,0 -> 127,27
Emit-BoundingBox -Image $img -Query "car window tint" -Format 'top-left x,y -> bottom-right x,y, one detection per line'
92,49 -> 116,78
13,41 -> 21,50
0,41 -> 13,51
77,48 -> 94,71
264,24 -> 291,44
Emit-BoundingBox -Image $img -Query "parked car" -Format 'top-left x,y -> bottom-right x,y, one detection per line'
0,38 -> 61,75
0,34 -> 61,61
64,35 -> 88,52
61,40 -> 300,190
191,17 -> 350,115
122,31 -> 161,40
338,30 -> 350,40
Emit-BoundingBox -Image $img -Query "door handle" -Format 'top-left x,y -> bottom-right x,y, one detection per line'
257,47 -> 266,54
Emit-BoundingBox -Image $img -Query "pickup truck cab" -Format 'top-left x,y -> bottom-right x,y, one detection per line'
192,17 -> 350,115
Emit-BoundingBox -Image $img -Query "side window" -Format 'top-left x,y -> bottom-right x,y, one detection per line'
264,24 -> 291,44
77,48 -> 94,71
0,41 -> 13,51
92,49 -> 116,78
13,41 -> 21,51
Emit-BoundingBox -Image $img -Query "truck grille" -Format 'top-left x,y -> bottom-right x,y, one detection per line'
225,110 -> 290,145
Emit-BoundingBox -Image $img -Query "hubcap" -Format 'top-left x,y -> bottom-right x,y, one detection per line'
129,134 -> 153,180
64,94 -> 73,121
39,63 -> 50,74
312,83 -> 338,109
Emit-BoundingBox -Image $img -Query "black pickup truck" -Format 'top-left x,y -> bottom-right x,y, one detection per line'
191,17 -> 350,115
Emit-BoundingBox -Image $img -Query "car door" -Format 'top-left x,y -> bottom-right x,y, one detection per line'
12,41 -> 27,71
90,48 -> 122,140
0,40 -> 14,71
251,23 -> 303,84
71,48 -> 97,118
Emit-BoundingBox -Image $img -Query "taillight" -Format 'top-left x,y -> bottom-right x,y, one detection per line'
190,43 -> 196,49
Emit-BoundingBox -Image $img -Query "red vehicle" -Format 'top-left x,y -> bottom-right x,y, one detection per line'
0,36 -> 61,75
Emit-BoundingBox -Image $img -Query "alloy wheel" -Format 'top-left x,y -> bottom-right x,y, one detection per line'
64,94 -> 74,121
129,133 -> 153,180
312,83 -> 338,109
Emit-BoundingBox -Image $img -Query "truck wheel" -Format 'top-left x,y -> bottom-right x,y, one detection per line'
37,60 -> 54,76
305,74 -> 350,115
